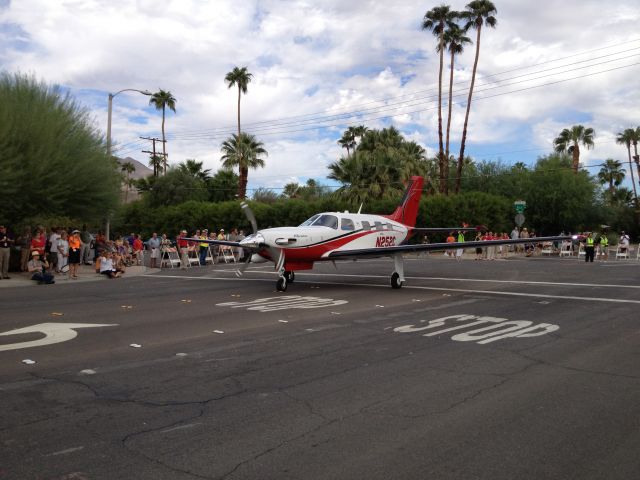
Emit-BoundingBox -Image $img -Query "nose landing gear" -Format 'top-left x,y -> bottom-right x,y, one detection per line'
276,270 -> 295,291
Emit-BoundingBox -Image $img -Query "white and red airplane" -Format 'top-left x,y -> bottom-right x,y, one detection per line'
190,176 -> 575,291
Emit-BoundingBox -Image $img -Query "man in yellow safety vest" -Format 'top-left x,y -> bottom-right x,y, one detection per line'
584,232 -> 595,263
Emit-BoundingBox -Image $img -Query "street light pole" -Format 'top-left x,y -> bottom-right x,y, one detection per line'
105,88 -> 151,240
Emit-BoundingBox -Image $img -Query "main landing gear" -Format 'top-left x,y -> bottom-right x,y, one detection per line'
390,254 -> 405,289
276,270 -> 295,292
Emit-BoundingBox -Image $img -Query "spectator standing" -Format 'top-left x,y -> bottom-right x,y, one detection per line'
599,232 -> 609,260
237,229 -> 246,261
520,228 -> 529,254
455,230 -> 465,260
584,232 -> 595,263
28,250 -> 55,284
199,229 -> 209,266
474,232 -> 483,260
132,234 -> 143,265
0,225 -> 14,279
177,230 -> 189,269
445,232 -> 455,257
30,228 -> 46,257
56,230 -> 69,274
48,228 -> 61,271
17,226 -> 32,272
147,232 -> 161,268
68,230 -> 82,278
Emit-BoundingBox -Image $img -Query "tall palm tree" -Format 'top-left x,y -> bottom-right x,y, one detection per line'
616,128 -> 638,204
439,22 -> 472,193
149,89 -> 177,175
458,0 -> 497,185
120,161 -> 135,203
423,4 -> 458,194
597,159 -> 625,194
338,130 -> 356,156
553,125 -> 595,173
220,132 -> 267,199
632,126 -> 640,186
224,67 -> 253,141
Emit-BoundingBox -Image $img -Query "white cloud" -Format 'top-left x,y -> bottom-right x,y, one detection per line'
1,0 -> 639,188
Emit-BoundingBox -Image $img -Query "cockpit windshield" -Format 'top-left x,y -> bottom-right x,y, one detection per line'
298,214 -> 339,229
299,214 -> 320,227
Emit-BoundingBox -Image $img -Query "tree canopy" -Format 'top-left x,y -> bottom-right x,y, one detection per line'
0,72 -> 121,226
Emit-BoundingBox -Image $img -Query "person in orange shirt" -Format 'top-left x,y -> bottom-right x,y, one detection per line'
68,230 -> 82,279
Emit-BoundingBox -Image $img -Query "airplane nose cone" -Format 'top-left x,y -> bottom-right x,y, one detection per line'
240,233 -> 265,249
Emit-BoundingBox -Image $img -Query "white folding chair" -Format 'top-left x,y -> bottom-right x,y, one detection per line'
616,245 -> 630,260
188,247 -> 201,266
161,248 -> 181,268
541,242 -> 553,256
559,241 -> 573,257
577,243 -> 585,258
205,246 -> 215,265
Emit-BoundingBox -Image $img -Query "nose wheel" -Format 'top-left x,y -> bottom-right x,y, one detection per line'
276,271 -> 295,291
276,275 -> 288,291
391,272 -> 404,289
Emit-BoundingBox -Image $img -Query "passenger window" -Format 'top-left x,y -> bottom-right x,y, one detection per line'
341,218 -> 355,231
361,221 -> 371,230
374,221 -> 384,231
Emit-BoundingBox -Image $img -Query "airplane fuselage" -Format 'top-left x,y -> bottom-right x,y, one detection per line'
240,212 -> 412,269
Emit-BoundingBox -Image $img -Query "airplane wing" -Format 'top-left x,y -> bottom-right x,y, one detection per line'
326,235 -> 576,260
183,237 -> 245,249
410,226 -> 483,234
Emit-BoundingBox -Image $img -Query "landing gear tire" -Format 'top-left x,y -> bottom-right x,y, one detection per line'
276,276 -> 288,292
391,272 -> 403,289
284,271 -> 295,283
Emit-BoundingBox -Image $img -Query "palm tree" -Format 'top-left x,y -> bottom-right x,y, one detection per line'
220,132 -> 267,199
178,159 -> 211,182
338,130 -> 356,156
553,125 -> 595,173
631,127 -> 640,186
439,22 -> 472,193
149,89 -> 177,175
120,161 -> 135,203
616,128 -> 638,204
148,154 -> 163,177
597,159 -> 625,193
458,0 -> 497,186
423,4 -> 458,194
224,67 -> 253,140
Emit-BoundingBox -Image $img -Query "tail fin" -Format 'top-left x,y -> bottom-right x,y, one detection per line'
384,176 -> 424,227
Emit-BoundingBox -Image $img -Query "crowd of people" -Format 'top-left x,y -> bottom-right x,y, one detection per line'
0,224 -> 247,284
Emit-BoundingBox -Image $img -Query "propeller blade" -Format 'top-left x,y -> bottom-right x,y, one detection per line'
241,201 -> 258,234
235,255 -> 251,277
268,247 -> 285,273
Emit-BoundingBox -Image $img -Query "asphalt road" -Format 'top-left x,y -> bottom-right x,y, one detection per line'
1,256 -> 639,480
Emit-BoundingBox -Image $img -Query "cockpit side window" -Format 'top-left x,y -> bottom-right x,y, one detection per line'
299,214 -> 320,227
341,218 -> 355,231
313,214 -> 339,229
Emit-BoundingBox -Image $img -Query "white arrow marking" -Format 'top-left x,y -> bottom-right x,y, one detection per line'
0,323 -> 118,352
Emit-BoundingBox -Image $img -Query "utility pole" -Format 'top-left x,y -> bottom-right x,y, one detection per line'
140,136 -> 167,176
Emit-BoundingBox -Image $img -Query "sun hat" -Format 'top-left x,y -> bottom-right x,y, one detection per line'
32,250 -> 40,256
72,229 -> 80,233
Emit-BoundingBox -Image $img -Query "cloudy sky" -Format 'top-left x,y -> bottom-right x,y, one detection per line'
1,0 -> 639,193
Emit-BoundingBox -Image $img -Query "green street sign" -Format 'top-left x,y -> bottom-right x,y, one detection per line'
514,200 -> 526,213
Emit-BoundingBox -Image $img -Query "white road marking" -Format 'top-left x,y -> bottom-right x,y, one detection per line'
0,323 -> 118,352
161,423 -> 201,434
45,446 -> 85,457
217,296 -> 348,312
145,275 -> 640,304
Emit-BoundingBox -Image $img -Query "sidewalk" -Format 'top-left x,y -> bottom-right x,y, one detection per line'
0,263 -> 152,288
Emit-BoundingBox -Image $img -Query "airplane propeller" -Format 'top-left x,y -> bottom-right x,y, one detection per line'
235,201 -> 286,277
